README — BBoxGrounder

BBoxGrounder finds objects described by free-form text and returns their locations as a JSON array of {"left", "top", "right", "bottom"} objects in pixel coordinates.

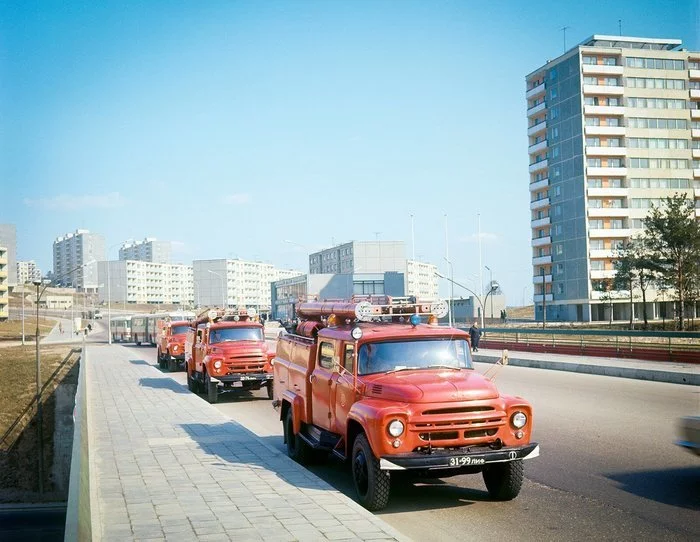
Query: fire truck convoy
[
  {"left": 272, "top": 298, "right": 540, "bottom": 510},
  {"left": 185, "top": 308, "right": 275, "bottom": 403}
]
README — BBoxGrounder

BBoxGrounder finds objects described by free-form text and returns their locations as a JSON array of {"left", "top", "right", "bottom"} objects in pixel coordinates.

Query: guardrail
[{"left": 475, "top": 327, "right": 700, "bottom": 363}]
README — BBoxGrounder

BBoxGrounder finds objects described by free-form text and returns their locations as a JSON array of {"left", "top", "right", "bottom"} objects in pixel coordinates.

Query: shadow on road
[
  {"left": 138, "top": 377, "right": 189, "bottom": 394},
  {"left": 606, "top": 466, "right": 700, "bottom": 510},
  {"left": 128, "top": 359, "right": 149, "bottom": 366}
]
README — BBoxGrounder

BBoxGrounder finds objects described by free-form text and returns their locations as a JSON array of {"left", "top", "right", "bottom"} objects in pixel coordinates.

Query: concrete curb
[{"left": 472, "top": 352, "right": 698, "bottom": 386}]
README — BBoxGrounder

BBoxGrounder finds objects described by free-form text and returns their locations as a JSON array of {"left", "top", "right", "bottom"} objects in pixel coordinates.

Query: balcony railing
[
  {"left": 584, "top": 105, "right": 625, "bottom": 116},
  {"left": 587, "top": 187, "right": 629, "bottom": 197},
  {"left": 587, "top": 166, "right": 627, "bottom": 176},
  {"left": 581, "top": 64, "right": 624, "bottom": 76},
  {"left": 529, "top": 178, "right": 549, "bottom": 192},
  {"left": 530, "top": 197, "right": 550, "bottom": 211},
  {"left": 533, "top": 274, "right": 553, "bottom": 284},
  {"left": 531, "top": 216, "right": 551, "bottom": 228},
  {"left": 526, "top": 82, "right": 546, "bottom": 100},
  {"left": 527, "top": 120, "right": 547, "bottom": 136},
  {"left": 587, "top": 207, "right": 629, "bottom": 218},
  {"left": 527, "top": 102, "right": 546, "bottom": 116},
  {"left": 531, "top": 236, "right": 552, "bottom": 247},
  {"left": 532, "top": 255, "right": 552, "bottom": 266},
  {"left": 529, "top": 159, "right": 548, "bottom": 173},
  {"left": 582, "top": 84, "right": 624, "bottom": 96},
  {"left": 528, "top": 140, "right": 548, "bottom": 154},
  {"left": 584, "top": 125, "right": 626, "bottom": 136},
  {"left": 533, "top": 294, "right": 553, "bottom": 302}
]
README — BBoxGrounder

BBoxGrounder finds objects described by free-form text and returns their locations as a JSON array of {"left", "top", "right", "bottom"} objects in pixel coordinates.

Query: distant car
[
  {"left": 94, "top": 310, "right": 103, "bottom": 320},
  {"left": 676, "top": 416, "right": 700, "bottom": 456}
]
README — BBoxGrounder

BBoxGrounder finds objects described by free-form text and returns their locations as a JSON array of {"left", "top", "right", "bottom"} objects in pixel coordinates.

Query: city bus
[{"left": 109, "top": 316, "right": 132, "bottom": 343}]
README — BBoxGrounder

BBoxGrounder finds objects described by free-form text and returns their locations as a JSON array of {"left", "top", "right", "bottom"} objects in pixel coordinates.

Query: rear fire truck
[
  {"left": 156, "top": 318, "right": 193, "bottom": 372},
  {"left": 272, "top": 298, "right": 539, "bottom": 510},
  {"left": 185, "top": 308, "right": 274, "bottom": 403}
]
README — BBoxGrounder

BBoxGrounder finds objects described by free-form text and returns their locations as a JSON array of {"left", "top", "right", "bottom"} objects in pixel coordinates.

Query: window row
[
  {"left": 630, "top": 198, "right": 665, "bottom": 209},
  {"left": 590, "top": 239, "right": 624, "bottom": 250},
  {"left": 628, "top": 158, "right": 689, "bottom": 169},
  {"left": 587, "top": 178, "right": 624, "bottom": 188},
  {"left": 584, "top": 96, "right": 620, "bottom": 106},
  {"left": 582, "top": 55, "right": 618, "bottom": 66},
  {"left": 625, "top": 57, "right": 685, "bottom": 70},
  {"left": 629, "top": 178, "right": 693, "bottom": 189},
  {"left": 626, "top": 97, "right": 686, "bottom": 109},
  {"left": 626, "top": 77, "right": 685, "bottom": 90},
  {"left": 585, "top": 137, "right": 622, "bottom": 147},
  {"left": 627, "top": 117, "right": 688, "bottom": 129},
  {"left": 585, "top": 117, "right": 621, "bottom": 126},
  {"left": 584, "top": 76, "right": 620, "bottom": 86},
  {"left": 587, "top": 158, "right": 624, "bottom": 167},
  {"left": 588, "top": 198, "right": 624, "bottom": 208},
  {"left": 627, "top": 138, "right": 689, "bottom": 149},
  {"left": 590, "top": 220, "right": 625, "bottom": 229}
]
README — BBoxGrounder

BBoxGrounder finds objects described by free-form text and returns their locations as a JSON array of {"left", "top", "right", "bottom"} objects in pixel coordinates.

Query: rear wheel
[
  {"left": 186, "top": 368, "right": 196, "bottom": 392},
  {"left": 285, "top": 409, "right": 310, "bottom": 464},
  {"left": 205, "top": 371, "right": 218, "bottom": 403},
  {"left": 483, "top": 460, "right": 524, "bottom": 501},
  {"left": 267, "top": 380, "right": 274, "bottom": 400},
  {"left": 351, "top": 434, "right": 390, "bottom": 511}
]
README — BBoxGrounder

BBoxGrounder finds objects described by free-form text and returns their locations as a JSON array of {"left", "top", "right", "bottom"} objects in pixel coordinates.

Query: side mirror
[{"left": 501, "top": 349, "right": 509, "bottom": 365}]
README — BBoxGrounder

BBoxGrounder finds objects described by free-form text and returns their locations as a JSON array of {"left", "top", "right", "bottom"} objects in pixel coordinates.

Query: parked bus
[
  {"left": 146, "top": 312, "right": 195, "bottom": 346},
  {"left": 110, "top": 316, "right": 132, "bottom": 343}
]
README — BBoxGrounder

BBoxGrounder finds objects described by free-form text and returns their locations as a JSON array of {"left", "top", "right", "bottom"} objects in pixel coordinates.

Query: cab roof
[{"left": 317, "top": 322, "right": 468, "bottom": 342}]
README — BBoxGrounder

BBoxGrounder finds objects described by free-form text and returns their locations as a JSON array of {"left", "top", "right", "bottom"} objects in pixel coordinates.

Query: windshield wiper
[
  {"left": 424, "top": 364, "right": 461, "bottom": 371},
  {"left": 384, "top": 366, "right": 420, "bottom": 374}
]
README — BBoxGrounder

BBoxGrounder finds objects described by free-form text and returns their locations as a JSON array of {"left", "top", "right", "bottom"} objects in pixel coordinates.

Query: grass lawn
[{"left": 0, "top": 317, "right": 56, "bottom": 341}]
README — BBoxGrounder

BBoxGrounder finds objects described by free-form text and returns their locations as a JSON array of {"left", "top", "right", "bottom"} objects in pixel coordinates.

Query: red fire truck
[
  {"left": 185, "top": 308, "right": 275, "bottom": 403},
  {"left": 272, "top": 298, "right": 539, "bottom": 510}
]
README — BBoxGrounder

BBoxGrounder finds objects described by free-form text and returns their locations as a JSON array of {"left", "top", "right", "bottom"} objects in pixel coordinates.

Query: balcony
[
  {"left": 584, "top": 105, "right": 625, "bottom": 116},
  {"left": 693, "top": 149, "right": 700, "bottom": 159},
  {"left": 589, "top": 228, "right": 632, "bottom": 238},
  {"left": 528, "top": 120, "right": 547, "bottom": 136},
  {"left": 0, "top": 269, "right": 7, "bottom": 279},
  {"left": 582, "top": 84, "right": 624, "bottom": 96},
  {"left": 531, "top": 216, "right": 551, "bottom": 228},
  {"left": 584, "top": 125, "right": 626, "bottom": 136},
  {"left": 526, "top": 82, "right": 546, "bottom": 100},
  {"left": 587, "top": 187, "right": 629, "bottom": 197},
  {"left": 585, "top": 146, "right": 627, "bottom": 157},
  {"left": 587, "top": 166, "right": 627, "bottom": 176},
  {"left": 530, "top": 197, "right": 550, "bottom": 211},
  {"left": 692, "top": 110, "right": 700, "bottom": 120},
  {"left": 533, "top": 294, "right": 553, "bottom": 302},
  {"left": 588, "top": 207, "right": 629, "bottom": 218},
  {"left": 582, "top": 64, "right": 624, "bottom": 76},
  {"left": 533, "top": 255, "right": 552, "bottom": 266},
  {"left": 693, "top": 129, "right": 700, "bottom": 139},
  {"left": 529, "top": 159, "right": 548, "bottom": 173},
  {"left": 529, "top": 178, "right": 549, "bottom": 192},
  {"left": 531, "top": 236, "right": 552, "bottom": 247},
  {"left": 528, "top": 139, "right": 548, "bottom": 154},
  {"left": 690, "top": 69, "right": 700, "bottom": 79},
  {"left": 533, "top": 274, "right": 553, "bottom": 284},
  {"left": 591, "top": 269, "right": 617, "bottom": 280},
  {"left": 694, "top": 169, "right": 700, "bottom": 178},
  {"left": 527, "top": 102, "right": 546, "bottom": 117},
  {"left": 589, "top": 249, "right": 615, "bottom": 259},
  {"left": 691, "top": 89, "right": 700, "bottom": 100}
]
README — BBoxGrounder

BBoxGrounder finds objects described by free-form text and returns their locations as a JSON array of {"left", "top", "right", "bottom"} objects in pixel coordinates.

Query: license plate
[
  {"left": 232, "top": 382, "right": 243, "bottom": 388},
  {"left": 448, "top": 456, "right": 485, "bottom": 467}
]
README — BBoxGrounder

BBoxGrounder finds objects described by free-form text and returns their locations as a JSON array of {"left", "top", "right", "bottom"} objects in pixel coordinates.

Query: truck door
[
  {"left": 194, "top": 327, "right": 206, "bottom": 372},
  {"left": 333, "top": 342, "right": 356, "bottom": 435},
  {"left": 310, "top": 340, "right": 336, "bottom": 430}
]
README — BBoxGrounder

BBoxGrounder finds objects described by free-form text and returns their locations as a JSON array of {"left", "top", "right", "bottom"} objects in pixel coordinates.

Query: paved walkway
[
  {"left": 473, "top": 347, "right": 699, "bottom": 386},
  {"left": 87, "top": 344, "right": 407, "bottom": 542}
]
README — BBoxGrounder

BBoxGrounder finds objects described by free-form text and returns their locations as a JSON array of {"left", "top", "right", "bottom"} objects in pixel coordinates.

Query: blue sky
[{"left": 1, "top": 0, "right": 697, "bottom": 304}]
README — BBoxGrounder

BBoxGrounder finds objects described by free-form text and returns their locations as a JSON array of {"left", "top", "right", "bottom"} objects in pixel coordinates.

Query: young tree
[
  {"left": 613, "top": 238, "right": 660, "bottom": 329},
  {"left": 613, "top": 242, "right": 636, "bottom": 328},
  {"left": 643, "top": 194, "right": 700, "bottom": 331}
]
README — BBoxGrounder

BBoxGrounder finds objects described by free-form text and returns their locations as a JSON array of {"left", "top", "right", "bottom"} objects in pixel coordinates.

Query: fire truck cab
[
  {"left": 185, "top": 308, "right": 274, "bottom": 403},
  {"left": 272, "top": 298, "right": 539, "bottom": 510},
  {"left": 157, "top": 319, "right": 193, "bottom": 372}
]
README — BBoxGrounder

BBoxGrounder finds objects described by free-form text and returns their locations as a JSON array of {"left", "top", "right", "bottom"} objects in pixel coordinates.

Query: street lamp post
[
  {"left": 21, "top": 285, "right": 25, "bottom": 345},
  {"left": 436, "top": 272, "right": 497, "bottom": 329},
  {"left": 32, "top": 280, "right": 44, "bottom": 495},
  {"left": 444, "top": 258, "right": 454, "bottom": 328},
  {"left": 485, "top": 265, "right": 494, "bottom": 319},
  {"left": 208, "top": 270, "right": 226, "bottom": 308}
]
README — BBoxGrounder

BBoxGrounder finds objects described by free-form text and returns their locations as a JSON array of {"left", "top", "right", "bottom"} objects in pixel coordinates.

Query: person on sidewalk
[{"left": 469, "top": 321, "right": 482, "bottom": 352}]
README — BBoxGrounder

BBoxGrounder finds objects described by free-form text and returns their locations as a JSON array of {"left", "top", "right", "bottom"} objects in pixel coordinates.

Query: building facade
[
  {"left": 17, "top": 260, "right": 41, "bottom": 284},
  {"left": 0, "top": 246, "right": 8, "bottom": 320},
  {"left": 97, "top": 260, "right": 194, "bottom": 306},
  {"left": 309, "top": 241, "right": 406, "bottom": 275},
  {"left": 526, "top": 35, "right": 700, "bottom": 322},
  {"left": 119, "top": 238, "right": 172, "bottom": 264},
  {"left": 0, "top": 224, "right": 17, "bottom": 289},
  {"left": 193, "top": 259, "right": 303, "bottom": 313},
  {"left": 405, "top": 259, "right": 439, "bottom": 301},
  {"left": 53, "top": 230, "right": 105, "bottom": 293}
]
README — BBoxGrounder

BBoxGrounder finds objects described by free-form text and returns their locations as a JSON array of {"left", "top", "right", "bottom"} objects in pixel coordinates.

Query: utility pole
[
  {"left": 561, "top": 25, "right": 570, "bottom": 52},
  {"left": 478, "top": 213, "right": 484, "bottom": 329}
]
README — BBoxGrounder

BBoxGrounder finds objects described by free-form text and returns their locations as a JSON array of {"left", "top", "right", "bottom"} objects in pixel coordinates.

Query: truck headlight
[
  {"left": 213, "top": 360, "right": 222, "bottom": 370},
  {"left": 173, "top": 345, "right": 179, "bottom": 352},
  {"left": 511, "top": 411, "right": 527, "bottom": 429},
  {"left": 388, "top": 420, "right": 405, "bottom": 437}
]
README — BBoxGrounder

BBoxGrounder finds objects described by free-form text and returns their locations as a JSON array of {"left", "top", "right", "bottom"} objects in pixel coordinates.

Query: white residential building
[
  {"left": 405, "top": 260, "right": 439, "bottom": 301},
  {"left": 193, "top": 259, "right": 303, "bottom": 312},
  {"left": 17, "top": 260, "right": 41, "bottom": 284},
  {"left": 0, "top": 246, "right": 8, "bottom": 320},
  {"left": 97, "top": 260, "right": 194, "bottom": 306},
  {"left": 119, "top": 238, "right": 172, "bottom": 264},
  {"left": 53, "top": 229, "right": 105, "bottom": 292}
]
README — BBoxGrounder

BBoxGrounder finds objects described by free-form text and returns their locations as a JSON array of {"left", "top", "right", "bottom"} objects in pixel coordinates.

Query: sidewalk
[
  {"left": 87, "top": 344, "right": 407, "bottom": 541},
  {"left": 473, "top": 348, "right": 699, "bottom": 386}
]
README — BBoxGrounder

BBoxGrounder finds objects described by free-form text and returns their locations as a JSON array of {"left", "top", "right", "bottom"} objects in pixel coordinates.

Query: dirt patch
[{"left": 0, "top": 344, "right": 79, "bottom": 502}]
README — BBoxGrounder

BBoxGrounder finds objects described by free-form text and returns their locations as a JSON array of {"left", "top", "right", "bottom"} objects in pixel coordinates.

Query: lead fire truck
[
  {"left": 185, "top": 308, "right": 274, "bottom": 403},
  {"left": 272, "top": 298, "right": 539, "bottom": 510}
]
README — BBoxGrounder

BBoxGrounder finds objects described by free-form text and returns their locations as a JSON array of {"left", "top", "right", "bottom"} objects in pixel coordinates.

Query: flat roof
[{"left": 578, "top": 35, "right": 682, "bottom": 51}]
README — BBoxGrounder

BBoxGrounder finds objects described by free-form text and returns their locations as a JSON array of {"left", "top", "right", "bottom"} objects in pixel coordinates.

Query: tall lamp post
[
  {"left": 208, "top": 270, "right": 226, "bottom": 308},
  {"left": 436, "top": 272, "right": 497, "bottom": 329},
  {"left": 485, "top": 265, "right": 494, "bottom": 319},
  {"left": 444, "top": 258, "right": 454, "bottom": 327}
]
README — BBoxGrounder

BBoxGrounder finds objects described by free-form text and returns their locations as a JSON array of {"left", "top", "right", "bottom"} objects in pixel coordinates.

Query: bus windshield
[
  {"left": 209, "top": 327, "right": 263, "bottom": 343},
  {"left": 358, "top": 338, "right": 473, "bottom": 375}
]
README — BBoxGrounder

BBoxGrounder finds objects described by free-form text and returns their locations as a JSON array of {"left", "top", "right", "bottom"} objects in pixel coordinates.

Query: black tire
[
  {"left": 187, "top": 369, "right": 196, "bottom": 392},
  {"left": 167, "top": 355, "right": 178, "bottom": 372},
  {"left": 351, "top": 434, "right": 390, "bottom": 511},
  {"left": 205, "top": 372, "right": 218, "bottom": 403},
  {"left": 267, "top": 380, "right": 274, "bottom": 400},
  {"left": 285, "top": 409, "right": 309, "bottom": 464},
  {"left": 157, "top": 349, "right": 163, "bottom": 369},
  {"left": 483, "top": 460, "right": 524, "bottom": 501}
]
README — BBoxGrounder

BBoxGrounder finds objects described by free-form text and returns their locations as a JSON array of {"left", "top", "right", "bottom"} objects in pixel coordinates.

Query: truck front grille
[{"left": 225, "top": 354, "right": 266, "bottom": 373}]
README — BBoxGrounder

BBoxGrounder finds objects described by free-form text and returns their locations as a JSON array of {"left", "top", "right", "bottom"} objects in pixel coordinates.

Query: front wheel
[
  {"left": 167, "top": 354, "right": 178, "bottom": 372},
  {"left": 351, "top": 434, "right": 390, "bottom": 511},
  {"left": 267, "top": 380, "right": 274, "bottom": 400},
  {"left": 483, "top": 460, "right": 524, "bottom": 501},
  {"left": 285, "top": 409, "right": 309, "bottom": 464},
  {"left": 205, "top": 372, "right": 218, "bottom": 403},
  {"left": 186, "top": 369, "right": 196, "bottom": 392}
]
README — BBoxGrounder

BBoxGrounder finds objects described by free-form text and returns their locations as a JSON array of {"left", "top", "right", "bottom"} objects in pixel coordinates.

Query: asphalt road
[{"left": 119, "top": 342, "right": 699, "bottom": 541}]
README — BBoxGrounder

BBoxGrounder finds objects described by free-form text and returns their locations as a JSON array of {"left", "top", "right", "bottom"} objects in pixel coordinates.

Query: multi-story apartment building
[
  {"left": 119, "top": 238, "right": 171, "bottom": 264},
  {"left": 0, "top": 224, "right": 17, "bottom": 289},
  {"left": 17, "top": 260, "right": 41, "bottom": 284},
  {"left": 0, "top": 246, "right": 8, "bottom": 320},
  {"left": 97, "top": 261, "right": 194, "bottom": 306},
  {"left": 309, "top": 241, "right": 406, "bottom": 275},
  {"left": 526, "top": 35, "right": 700, "bottom": 322},
  {"left": 53, "top": 230, "right": 105, "bottom": 293},
  {"left": 193, "top": 259, "right": 302, "bottom": 312},
  {"left": 405, "top": 259, "right": 439, "bottom": 301}
]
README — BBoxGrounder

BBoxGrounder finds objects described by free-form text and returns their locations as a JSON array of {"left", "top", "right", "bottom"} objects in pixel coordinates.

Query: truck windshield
[
  {"left": 210, "top": 327, "right": 263, "bottom": 343},
  {"left": 358, "top": 339, "right": 473, "bottom": 375},
  {"left": 171, "top": 325, "right": 189, "bottom": 335}
]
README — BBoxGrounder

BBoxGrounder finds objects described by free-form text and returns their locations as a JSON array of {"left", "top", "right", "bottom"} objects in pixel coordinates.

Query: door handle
[{"left": 309, "top": 374, "right": 316, "bottom": 384}]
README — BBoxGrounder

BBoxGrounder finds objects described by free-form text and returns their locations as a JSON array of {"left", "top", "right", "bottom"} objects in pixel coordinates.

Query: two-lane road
[{"left": 118, "top": 343, "right": 699, "bottom": 541}]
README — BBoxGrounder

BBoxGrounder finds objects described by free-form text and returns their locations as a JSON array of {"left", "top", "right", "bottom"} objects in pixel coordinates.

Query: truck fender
[
  {"left": 346, "top": 407, "right": 381, "bottom": 458},
  {"left": 281, "top": 390, "right": 305, "bottom": 433}
]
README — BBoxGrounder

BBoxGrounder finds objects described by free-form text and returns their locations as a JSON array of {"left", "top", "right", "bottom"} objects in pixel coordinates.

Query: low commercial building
[
  {"left": 39, "top": 295, "right": 73, "bottom": 310},
  {"left": 98, "top": 260, "right": 194, "bottom": 306}
]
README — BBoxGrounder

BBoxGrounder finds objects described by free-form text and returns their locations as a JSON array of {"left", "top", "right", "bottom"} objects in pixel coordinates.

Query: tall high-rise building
[
  {"left": 309, "top": 241, "right": 406, "bottom": 275},
  {"left": 53, "top": 230, "right": 106, "bottom": 292},
  {"left": 526, "top": 35, "right": 700, "bottom": 322},
  {"left": 0, "top": 224, "right": 17, "bottom": 289},
  {"left": 17, "top": 260, "right": 41, "bottom": 284},
  {"left": 119, "top": 238, "right": 171, "bottom": 264}
]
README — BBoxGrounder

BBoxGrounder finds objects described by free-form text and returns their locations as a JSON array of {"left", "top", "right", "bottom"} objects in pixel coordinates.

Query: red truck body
[
  {"left": 272, "top": 299, "right": 539, "bottom": 510},
  {"left": 156, "top": 320, "right": 191, "bottom": 372}
]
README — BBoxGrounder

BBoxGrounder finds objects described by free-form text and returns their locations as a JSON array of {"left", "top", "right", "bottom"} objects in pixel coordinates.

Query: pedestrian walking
[
  {"left": 58, "top": 322, "right": 63, "bottom": 335},
  {"left": 469, "top": 321, "right": 482, "bottom": 352}
]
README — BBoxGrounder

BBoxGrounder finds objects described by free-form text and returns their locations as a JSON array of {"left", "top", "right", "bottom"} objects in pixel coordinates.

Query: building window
[
  {"left": 555, "top": 283, "right": 564, "bottom": 294},
  {"left": 555, "top": 244, "right": 563, "bottom": 255}
]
